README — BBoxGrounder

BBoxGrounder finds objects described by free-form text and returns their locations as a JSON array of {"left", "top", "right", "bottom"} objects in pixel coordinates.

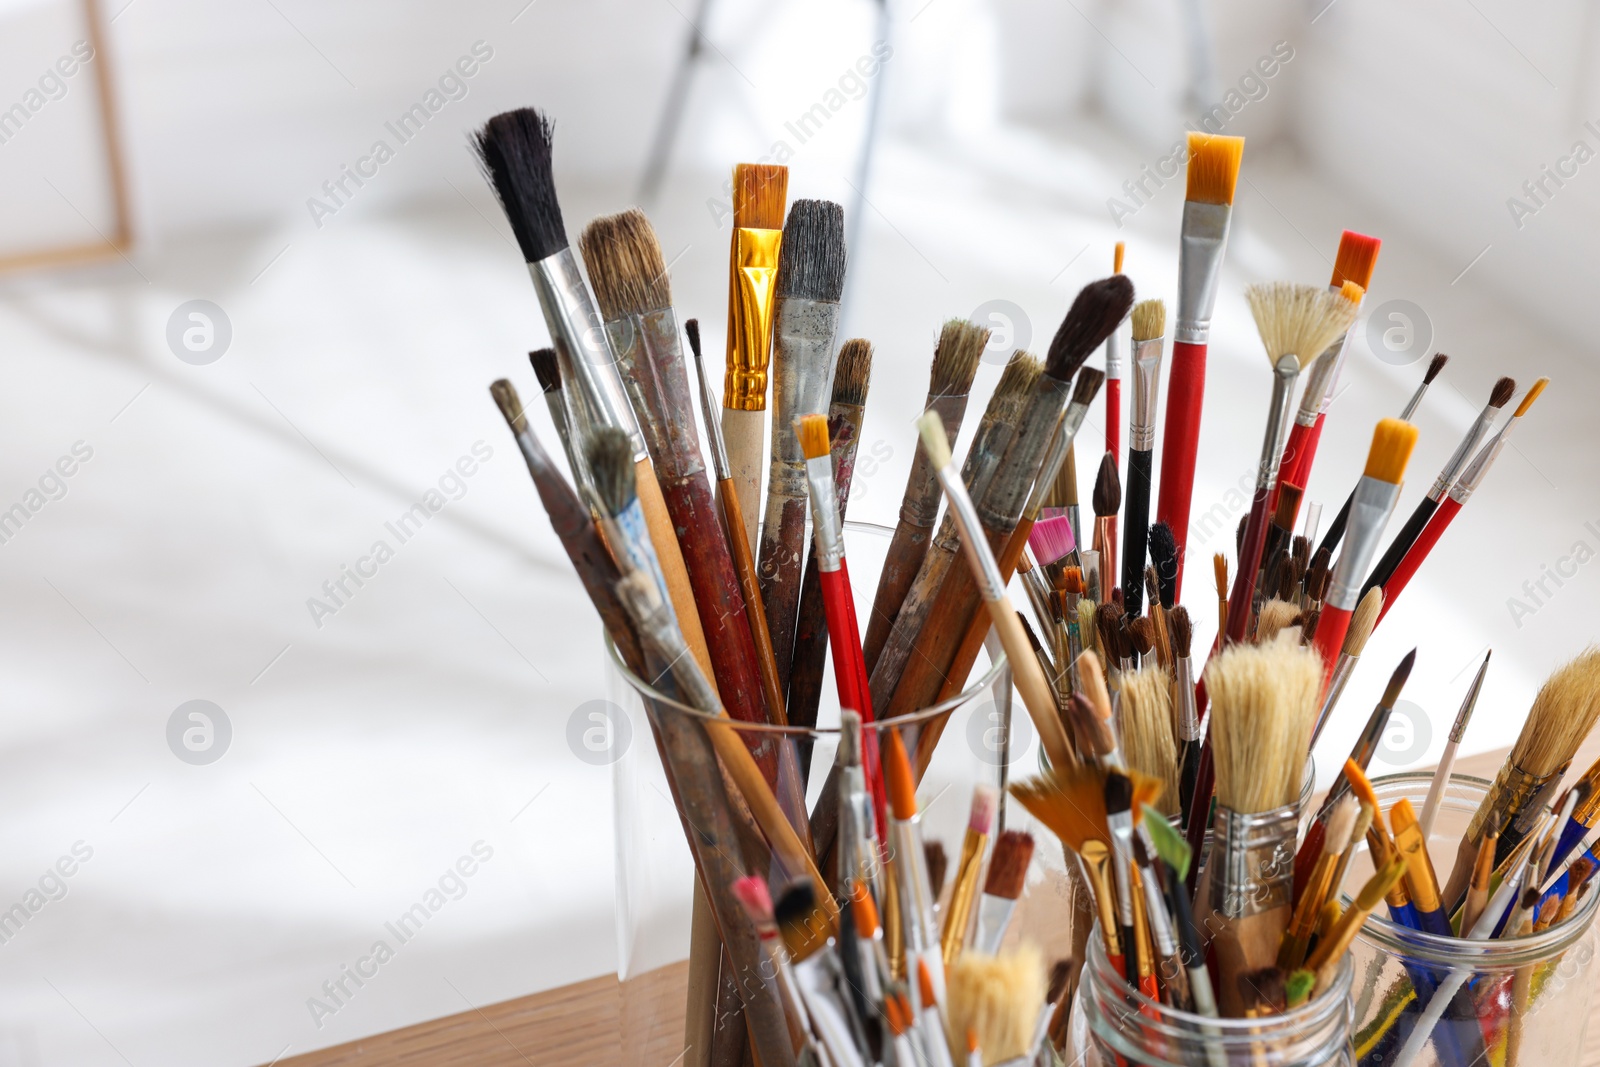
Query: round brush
[{"left": 1120, "top": 299, "right": 1165, "bottom": 616}]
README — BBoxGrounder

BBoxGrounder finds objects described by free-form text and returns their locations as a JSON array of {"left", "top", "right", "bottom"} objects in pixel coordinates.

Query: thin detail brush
[
  {"left": 1419, "top": 651, "right": 1490, "bottom": 838},
  {"left": 1121, "top": 300, "right": 1166, "bottom": 619}
]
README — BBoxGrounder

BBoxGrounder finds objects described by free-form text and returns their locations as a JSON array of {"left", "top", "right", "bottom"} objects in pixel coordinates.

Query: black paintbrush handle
[
  {"left": 1317, "top": 490, "right": 1354, "bottom": 559},
  {"left": 1121, "top": 447, "right": 1154, "bottom": 616},
  {"left": 1178, "top": 738, "right": 1200, "bottom": 829},
  {"left": 1362, "top": 495, "right": 1439, "bottom": 598}
]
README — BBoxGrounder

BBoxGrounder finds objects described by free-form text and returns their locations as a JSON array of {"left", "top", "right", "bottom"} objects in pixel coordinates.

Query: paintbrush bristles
[
  {"left": 1130, "top": 298, "right": 1166, "bottom": 342},
  {"left": 1324, "top": 795, "right": 1359, "bottom": 855},
  {"left": 1046, "top": 276, "right": 1136, "bottom": 381},
  {"left": 1515, "top": 377, "right": 1550, "bottom": 417},
  {"left": 474, "top": 109, "right": 565, "bottom": 263},
  {"left": 1332, "top": 231, "right": 1381, "bottom": 290},
  {"left": 1185, "top": 133, "right": 1245, "bottom": 205},
  {"left": 1120, "top": 666, "right": 1180, "bottom": 815},
  {"left": 529, "top": 349, "right": 561, "bottom": 394},
  {"left": 1256, "top": 599, "right": 1301, "bottom": 644},
  {"left": 1073, "top": 367, "right": 1106, "bottom": 408},
  {"left": 932, "top": 320, "right": 991, "bottom": 396},
  {"left": 833, "top": 339, "right": 874, "bottom": 406},
  {"left": 775, "top": 199, "right": 846, "bottom": 301},
  {"left": 917, "top": 410, "right": 953, "bottom": 470},
  {"left": 579, "top": 208, "right": 671, "bottom": 321},
  {"left": 997, "top": 350, "right": 1044, "bottom": 403},
  {"left": 1245, "top": 282, "right": 1363, "bottom": 370},
  {"left": 1204, "top": 634, "right": 1322, "bottom": 813},
  {"left": 1511, "top": 648, "right": 1600, "bottom": 777},
  {"left": 1273, "top": 484, "right": 1303, "bottom": 530},
  {"left": 490, "top": 379, "right": 530, "bottom": 434},
  {"left": 1425, "top": 352, "right": 1449, "bottom": 384},
  {"left": 586, "top": 427, "right": 638, "bottom": 518},
  {"left": 946, "top": 945, "right": 1046, "bottom": 1064},
  {"left": 796, "top": 413, "right": 831, "bottom": 461},
  {"left": 733, "top": 163, "right": 788, "bottom": 230},
  {"left": 1170, "top": 605, "right": 1193, "bottom": 658},
  {"left": 1363, "top": 418, "right": 1419, "bottom": 484},
  {"left": 1343, "top": 588, "right": 1383, "bottom": 656},
  {"left": 1489, "top": 375, "right": 1516, "bottom": 409},
  {"left": 1092, "top": 453, "right": 1121, "bottom": 517}
]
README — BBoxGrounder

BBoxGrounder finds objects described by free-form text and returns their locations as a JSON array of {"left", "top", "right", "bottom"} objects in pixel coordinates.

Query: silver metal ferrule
[
  {"left": 804, "top": 454, "right": 843, "bottom": 571},
  {"left": 1174, "top": 654, "right": 1200, "bottom": 742},
  {"left": 1293, "top": 345, "right": 1340, "bottom": 428},
  {"left": 1450, "top": 656, "right": 1490, "bottom": 745},
  {"left": 1107, "top": 812, "right": 1137, "bottom": 926},
  {"left": 1104, "top": 325, "right": 1125, "bottom": 380},
  {"left": 1325, "top": 477, "right": 1401, "bottom": 609},
  {"left": 529, "top": 251, "right": 645, "bottom": 460},
  {"left": 1449, "top": 414, "right": 1517, "bottom": 504},
  {"left": 1429, "top": 403, "right": 1499, "bottom": 501},
  {"left": 1023, "top": 398, "right": 1092, "bottom": 520},
  {"left": 1255, "top": 355, "right": 1302, "bottom": 493},
  {"left": 1398, "top": 379, "right": 1430, "bottom": 422},
  {"left": 1129, "top": 337, "right": 1164, "bottom": 449},
  {"left": 770, "top": 297, "right": 842, "bottom": 467},
  {"left": 605, "top": 308, "right": 706, "bottom": 483},
  {"left": 939, "top": 468, "right": 1007, "bottom": 602},
  {"left": 1174, "top": 200, "right": 1233, "bottom": 345},
  {"left": 1210, "top": 804, "right": 1298, "bottom": 919}
]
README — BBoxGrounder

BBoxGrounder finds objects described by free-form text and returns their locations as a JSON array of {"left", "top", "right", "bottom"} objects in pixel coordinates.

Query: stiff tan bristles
[
  {"left": 1245, "top": 282, "right": 1363, "bottom": 370},
  {"left": 529, "top": 348, "right": 561, "bottom": 395},
  {"left": 1130, "top": 298, "right": 1166, "bottom": 342},
  {"left": 1489, "top": 375, "right": 1516, "bottom": 410},
  {"left": 1113, "top": 241, "right": 1125, "bottom": 275},
  {"left": 1076, "top": 599, "right": 1098, "bottom": 655},
  {"left": 833, "top": 339, "right": 874, "bottom": 407},
  {"left": 1073, "top": 367, "right": 1106, "bottom": 408},
  {"left": 885, "top": 727, "right": 920, "bottom": 820},
  {"left": 796, "top": 412, "right": 831, "bottom": 462},
  {"left": 1256, "top": 599, "right": 1302, "bottom": 644},
  {"left": 917, "top": 410, "right": 954, "bottom": 470},
  {"left": 1272, "top": 483, "right": 1303, "bottom": 532},
  {"left": 1343, "top": 588, "right": 1383, "bottom": 656},
  {"left": 1170, "top": 605, "right": 1193, "bottom": 659},
  {"left": 1048, "top": 445, "right": 1077, "bottom": 509},
  {"left": 1331, "top": 231, "right": 1381, "bottom": 291},
  {"left": 1362, "top": 417, "right": 1419, "bottom": 484},
  {"left": 1185, "top": 133, "right": 1245, "bottom": 205},
  {"left": 579, "top": 208, "right": 671, "bottom": 321},
  {"left": 1425, "top": 352, "right": 1449, "bottom": 384},
  {"left": 996, "top": 350, "right": 1044, "bottom": 406},
  {"left": 1092, "top": 452, "right": 1121, "bottom": 517},
  {"left": 1120, "top": 666, "right": 1179, "bottom": 815},
  {"left": 1127, "top": 617, "right": 1156, "bottom": 659},
  {"left": 1509, "top": 648, "right": 1600, "bottom": 777},
  {"left": 1204, "top": 634, "right": 1322, "bottom": 814},
  {"left": 776, "top": 199, "right": 846, "bottom": 302},
  {"left": 489, "top": 379, "right": 529, "bottom": 435},
  {"left": 1515, "top": 377, "right": 1550, "bottom": 418},
  {"left": 586, "top": 427, "right": 638, "bottom": 519},
  {"left": 733, "top": 163, "right": 788, "bottom": 230},
  {"left": 1323, "top": 795, "right": 1360, "bottom": 857},
  {"left": 983, "top": 830, "right": 1035, "bottom": 900},
  {"left": 945, "top": 945, "right": 1046, "bottom": 1064},
  {"left": 1045, "top": 276, "right": 1136, "bottom": 381},
  {"left": 932, "top": 320, "right": 990, "bottom": 397}
]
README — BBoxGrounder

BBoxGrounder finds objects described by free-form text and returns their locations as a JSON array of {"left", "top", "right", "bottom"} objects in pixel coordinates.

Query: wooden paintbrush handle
[
  {"left": 757, "top": 489, "right": 810, "bottom": 697},
  {"left": 721, "top": 408, "right": 765, "bottom": 556},
  {"left": 636, "top": 459, "right": 717, "bottom": 686},
  {"left": 861, "top": 520, "right": 934, "bottom": 673},
  {"left": 714, "top": 477, "right": 788, "bottom": 728},
  {"left": 1224, "top": 486, "right": 1272, "bottom": 644},
  {"left": 986, "top": 598, "right": 1075, "bottom": 772}
]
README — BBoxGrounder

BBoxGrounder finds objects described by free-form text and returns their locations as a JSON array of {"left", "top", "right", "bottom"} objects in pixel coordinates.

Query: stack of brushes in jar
[{"left": 470, "top": 104, "right": 1579, "bottom": 1067}]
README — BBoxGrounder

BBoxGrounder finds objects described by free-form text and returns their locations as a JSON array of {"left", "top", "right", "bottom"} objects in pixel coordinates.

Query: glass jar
[
  {"left": 1342, "top": 773, "right": 1600, "bottom": 1067},
  {"left": 1068, "top": 919, "right": 1355, "bottom": 1067}
]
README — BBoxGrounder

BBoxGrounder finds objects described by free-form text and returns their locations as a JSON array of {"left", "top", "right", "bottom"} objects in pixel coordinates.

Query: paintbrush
[
  {"left": 1103, "top": 771, "right": 1144, "bottom": 992},
  {"left": 972, "top": 830, "right": 1034, "bottom": 955},
  {"left": 1121, "top": 299, "right": 1164, "bottom": 617},
  {"left": 527, "top": 348, "right": 590, "bottom": 493},
  {"left": 1272, "top": 230, "right": 1381, "bottom": 511},
  {"left": 1391, "top": 797, "right": 1453, "bottom": 937},
  {"left": 862, "top": 320, "right": 988, "bottom": 669},
  {"left": 941, "top": 784, "right": 998, "bottom": 964},
  {"left": 1310, "top": 419, "right": 1417, "bottom": 679},
  {"left": 473, "top": 110, "right": 716, "bottom": 684},
  {"left": 775, "top": 883, "right": 868, "bottom": 1067},
  {"left": 1059, "top": 444, "right": 1082, "bottom": 550},
  {"left": 1156, "top": 132, "right": 1245, "bottom": 599},
  {"left": 884, "top": 727, "right": 946, "bottom": 1005},
  {"left": 1280, "top": 795, "right": 1357, "bottom": 969},
  {"left": 760, "top": 200, "right": 847, "bottom": 696},
  {"left": 722, "top": 162, "right": 788, "bottom": 554},
  {"left": 581, "top": 211, "right": 779, "bottom": 737},
  {"left": 1199, "top": 633, "right": 1322, "bottom": 1016},
  {"left": 1120, "top": 666, "right": 1179, "bottom": 818},
  {"left": 836, "top": 711, "right": 884, "bottom": 906},
  {"left": 1304, "top": 855, "right": 1408, "bottom": 995},
  {"left": 1310, "top": 586, "right": 1383, "bottom": 743},
  {"left": 1105, "top": 241, "right": 1127, "bottom": 466},
  {"left": 732, "top": 875, "right": 814, "bottom": 1051},
  {"left": 1460, "top": 831, "right": 1497, "bottom": 935},
  {"left": 1169, "top": 605, "right": 1203, "bottom": 828},
  {"left": 914, "top": 409, "right": 1076, "bottom": 773},
  {"left": 788, "top": 339, "right": 873, "bottom": 766},
  {"left": 1378, "top": 378, "right": 1549, "bottom": 621},
  {"left": 1092, "top": 452, "right": 1121, "bottom": 605},
  {"left": 944, "top": 945, "right": 1047, "bottom": 1065},
  {"left": 1317, "top": 352, "right": 1448, "bottom": 557},
  {"left": 1362, "top": 375, "right": 1516, "bottom": 597},
  {"left": 916, "top": 959, "right": 958, "bottom": 1067},
  {"left": 1442, "top": 648, "right": 1600, "bottom": 909},
  {"left": 1419, "top": 651, "right": 1490, "bottom": 838},
  {"left": 1544, "top": 758, "right": 1600, "bottom": 878}
]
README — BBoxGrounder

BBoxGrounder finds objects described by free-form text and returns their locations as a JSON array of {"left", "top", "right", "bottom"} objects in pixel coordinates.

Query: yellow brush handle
[
  {"left": 635, "top": 458, "right": 716, "bottom": 688},
  {"left": 985, "top": 596, "right": 1076, "bottom": 772}
]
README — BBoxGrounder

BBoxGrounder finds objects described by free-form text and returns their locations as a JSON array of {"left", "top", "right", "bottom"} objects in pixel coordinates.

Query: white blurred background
[{"left": 0, "top": 0, "right": 1595, "bottom": 1063}]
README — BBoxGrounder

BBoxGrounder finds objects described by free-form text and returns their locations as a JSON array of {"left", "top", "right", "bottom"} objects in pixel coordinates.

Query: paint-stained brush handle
[
  {"left": 714, "top": 475, "right": 788, "bottom": 727},
  {"left": 637, "top": 460, "right": 718, "bottom": 684}
]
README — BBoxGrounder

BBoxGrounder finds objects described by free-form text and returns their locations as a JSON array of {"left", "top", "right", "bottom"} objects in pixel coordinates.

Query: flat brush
[
  {"left": 474, "top": 109, "right": 716, "bottom": 684},
  {"left": 1157, "top": 132, "right": 1244, "bottom": 598},
  {"left": 861, "top": 320, "right": 988, "bottom": 670},
  {"left": 1362, "top": 375, "right": 1515, "bottom": 597},
  {"left": 972, "top": 830, "right": 1034, "bottom": 955},
  {"left": 760, "top": 200, "right": 847, "bottom": 697},
  {"left": 722, "top": 162, "right": 788, "bottom": 553},
  {"left": 528, "top": 348, "right": 588, "bottom": 493},
  {"left": 1093, "top": 452, "right": 1121, "bottom": 605},
  {"left": 1378, "top": 378, "right": 1549, "bottom": 622},
  {"left": 1105, "top": 241, "right": 1127, "bottom": 466},
  {"left": 788, "top": 339, "right": 873, "bottom": 768},
  {"left": 1419, "top": 650, "right": 1489, "bottom": 839}
]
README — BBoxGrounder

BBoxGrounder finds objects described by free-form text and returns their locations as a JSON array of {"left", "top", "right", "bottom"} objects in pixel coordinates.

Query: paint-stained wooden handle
[
  {"left": 720, "top": 408, "right": 765, "bottom": 556},
  {"left": 636, "top": 459, "right": 716, "bottom": 688}
]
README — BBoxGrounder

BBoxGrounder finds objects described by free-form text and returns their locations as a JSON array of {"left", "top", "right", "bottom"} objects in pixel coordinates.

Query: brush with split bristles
[
  {"left": 1198, "top": 634, "right": 1322, "bottom": 1015},
  {"left": 862, "top": 319, "right": 989, "bottom": 671},
  {"left": 1121, "top": 299, "right": 1165, "bottom": 618},
  {"left": 1311, "top": 418, "right": 1417, "bottom": 679},
  {"left": 1362, "top": 374, "right": 1515, "bottom": 599},
  {"left": 1157, "top": 132, "right": 1245, "bottom": 599},
  {"left": 1378, "top": 377, "right": 1550, "bottom": 623},
  {"left": 474, "top": 109, "right": 716, "bottom": 686},
  {"left": 722, "top": 162, "right": 788, "bottom": 554}
]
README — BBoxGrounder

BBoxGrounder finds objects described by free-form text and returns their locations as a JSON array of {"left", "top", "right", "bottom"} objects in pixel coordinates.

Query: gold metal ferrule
[{"left": 724, "top": 226, "right": 783, "bottom": 409}]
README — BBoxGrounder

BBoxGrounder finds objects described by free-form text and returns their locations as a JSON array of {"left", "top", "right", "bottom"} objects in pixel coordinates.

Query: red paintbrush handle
[
  {"left": 1313, "top": 604, "right": 1353, "bottom": 683},
  {"left": 1270, "top": 421, "right": 1315, "bottom": 514},
  {"left": 1377, "top": 497, "right": 1460, "bottom": 626},
  {"left": 1299, "top": 413, "right": 1329, "bottom": 495},
  {"left": 1106, "top": 377, "right": 1122, "bottom": 469},
  {"left": 1224, "top": 488, "right": 1271, "bottom": 644},
  {"left": 820, "top": 560, "right": 887, "bottom": 842},
  {"left": 1156, "top": 340, "right": 1208, "bottom": 601},
  {"left": 1293, "top": 820, "right": 1326, "bottom": 901}
]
